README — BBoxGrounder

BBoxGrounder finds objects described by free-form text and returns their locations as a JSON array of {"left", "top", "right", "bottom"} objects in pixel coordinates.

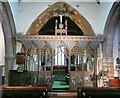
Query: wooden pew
[
  {"left": 77, "top": 86, "right": 120, "bottom": 98},
  {"left": 1, "top": 86, "right": 48, "bottom": 98}
]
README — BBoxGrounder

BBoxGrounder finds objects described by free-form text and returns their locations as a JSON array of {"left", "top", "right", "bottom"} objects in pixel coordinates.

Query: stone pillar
[
  {"left": 0, "top": 66, "right": 2, "bottom": 86},
  {"left": 4, "top": 55, "right": 15, "bottom": 85},
  {"left": 0, "top": 3, "right": 2, "bottom": 95}
]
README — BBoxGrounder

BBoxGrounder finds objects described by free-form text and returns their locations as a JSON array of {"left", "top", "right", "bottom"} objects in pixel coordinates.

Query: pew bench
[
  {"left": 1, "top": 86, "right": 48, "bottom": 98},
  {"left": 77, "top": 86, "right": 120, "bottom": 98}
]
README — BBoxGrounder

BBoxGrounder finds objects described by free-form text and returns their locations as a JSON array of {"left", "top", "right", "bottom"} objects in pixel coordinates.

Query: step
[
  {"left": 53, "top": 81, "right": 67, "bottom": 85},
  {"left": 48, "top": 91, "right": 77, "bottom": 97},
  {"left": 52, "top": 80, "right": 69, "bottom": 90},
  {"left": 52, "top": 85, "right": 69, "bottom": 90}
]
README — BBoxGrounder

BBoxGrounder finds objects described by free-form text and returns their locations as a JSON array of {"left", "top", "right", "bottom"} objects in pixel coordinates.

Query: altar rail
[{"left": 77, "top": 87, "right": 120, "bottom": 98}]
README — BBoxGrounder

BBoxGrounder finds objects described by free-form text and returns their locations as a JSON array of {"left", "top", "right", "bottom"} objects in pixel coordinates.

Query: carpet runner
[
  {"left": 52, "top": 69, "right": 69, "bottom": 91},
  {"left": 52, "top": 81, "right": 69, "bottom": 90}
]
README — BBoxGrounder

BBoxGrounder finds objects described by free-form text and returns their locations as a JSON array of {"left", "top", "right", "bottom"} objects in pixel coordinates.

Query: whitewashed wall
[
  {"left": 17, "top": 2, "right": 101, "bottom": 34},
  {"left": 8, "top": 1, "right": 114, "bottom": 35},
  {"left": 8, "top": 0, "right": 18, "bottom": 31},
  {"left": 17, "top": 2, "right": 52, "bottom": 34},
  {"left": 99, "top": 2, "right": 114, "bottom": 34}
]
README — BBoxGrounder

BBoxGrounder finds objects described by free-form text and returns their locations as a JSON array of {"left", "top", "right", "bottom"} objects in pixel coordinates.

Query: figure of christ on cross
[{"left": 58, "top": 14, "right": 64, "bottom": 24}]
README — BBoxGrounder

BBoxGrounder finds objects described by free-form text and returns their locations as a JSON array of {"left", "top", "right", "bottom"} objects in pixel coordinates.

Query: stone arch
[
  {"left": 1, "top": 2, "right": 16, "bottom": 84},
  {"left": 2, "top": 2, "right": 16, "bottom": 65},
  {"left": 26, "top": 2, "right": 94, "bottom": 36},
  {"left": 103, "top": 1, "right": 120, "bottom": 57}
]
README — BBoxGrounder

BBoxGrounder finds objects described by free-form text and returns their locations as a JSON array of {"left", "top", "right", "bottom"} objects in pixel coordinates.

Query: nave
[{"left": 0, "top": 1, "right": 120, "bottom": 98}]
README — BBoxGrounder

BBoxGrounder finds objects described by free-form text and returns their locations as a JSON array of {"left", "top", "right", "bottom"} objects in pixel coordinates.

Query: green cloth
[
  {"left": 52, "top": 69, "right": 69, "bottom": 90},
  {"left": 52, "top": 81, "right": 69, "bottom": 90},
  {"left": 53, "top": 69, "right": 66, "bottom": 81}
]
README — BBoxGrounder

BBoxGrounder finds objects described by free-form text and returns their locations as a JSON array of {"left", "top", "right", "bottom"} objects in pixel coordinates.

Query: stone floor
[{"left": 48, "top": 91, "right": 77, "bottom": 98}]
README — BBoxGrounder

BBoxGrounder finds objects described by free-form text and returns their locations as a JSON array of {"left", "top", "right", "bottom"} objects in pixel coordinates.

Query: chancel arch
[{"left": 26, "top": 2, "right": 94, "bottom": 36}]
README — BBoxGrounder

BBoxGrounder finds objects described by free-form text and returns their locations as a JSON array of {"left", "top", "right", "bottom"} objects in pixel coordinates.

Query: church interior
[{"left": 0, "top": 0, "right": 120, "bottom": 98}]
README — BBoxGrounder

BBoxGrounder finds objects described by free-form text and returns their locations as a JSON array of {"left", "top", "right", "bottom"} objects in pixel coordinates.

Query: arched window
[{"left": 55, "top": 46, "right": 64, "bottom": 65}]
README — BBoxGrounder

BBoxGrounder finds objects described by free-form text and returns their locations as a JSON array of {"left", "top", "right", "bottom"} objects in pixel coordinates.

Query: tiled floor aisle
[{"left": 48, "top": 91, "right": 77, "bottom": 98}]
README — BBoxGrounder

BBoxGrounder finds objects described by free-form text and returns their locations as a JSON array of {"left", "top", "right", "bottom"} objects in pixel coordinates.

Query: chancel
[{"left": 0, "top": 0, "right": 120, "bottom": 98}]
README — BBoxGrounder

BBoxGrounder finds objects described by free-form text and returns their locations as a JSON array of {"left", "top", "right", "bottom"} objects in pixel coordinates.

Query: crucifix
[{"left": 58, "top": 14, "right": 64, "bottom": 24}]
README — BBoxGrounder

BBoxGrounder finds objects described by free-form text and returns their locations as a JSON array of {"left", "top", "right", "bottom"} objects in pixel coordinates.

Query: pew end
[{"left": 77, "top": 87, "right": 120, "bottom": 98}]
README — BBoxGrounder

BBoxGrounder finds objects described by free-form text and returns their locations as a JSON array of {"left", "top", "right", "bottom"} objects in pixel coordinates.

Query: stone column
[
  {"left": 0, "top": 1, "right": 2, "bottom": 87},
  {"left": 0, "top": 66, "right": 2, "bottom": 86},
  {"left": 4, "top": 55, "right": 15, "bottom": 85}
]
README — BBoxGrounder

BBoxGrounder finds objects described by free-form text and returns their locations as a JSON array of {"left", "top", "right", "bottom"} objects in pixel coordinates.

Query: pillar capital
[{"left": 5, "top": 55, "right": 15, "bottom": 59}]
